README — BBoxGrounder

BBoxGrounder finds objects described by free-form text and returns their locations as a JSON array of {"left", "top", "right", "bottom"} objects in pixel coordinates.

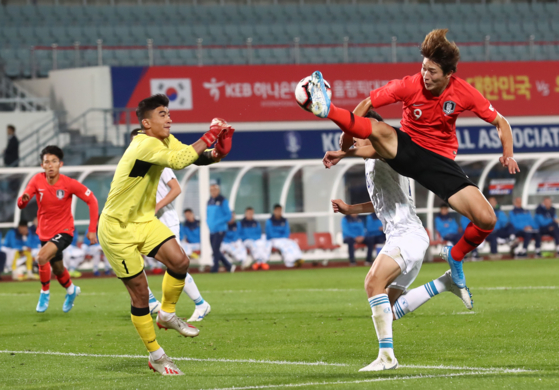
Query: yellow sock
[
  {"left": 131, "top": 313, "right": 160, "bottom": 352},
  {"left": 161, "top": 271, "right": 186, "bottom": 313},
  {"left": 25, "top": 251, "right": 33, "bottom": 271}
]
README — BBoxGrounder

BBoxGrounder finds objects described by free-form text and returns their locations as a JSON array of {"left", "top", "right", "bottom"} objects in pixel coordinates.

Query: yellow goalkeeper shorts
[{"left": 98, "top": 214, "right": 175, "bottom": 279}]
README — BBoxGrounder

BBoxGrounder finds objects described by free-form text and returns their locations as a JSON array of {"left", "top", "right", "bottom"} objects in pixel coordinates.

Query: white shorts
[{"left": 379, "top": 229, "right": 429, "bottom": 291}]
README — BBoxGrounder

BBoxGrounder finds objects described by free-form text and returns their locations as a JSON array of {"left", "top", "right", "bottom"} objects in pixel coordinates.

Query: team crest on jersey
[
  {"left": 56, "top": 189, "right": 65, "bottom": 199},
  {"left": 443, "top": 101, "right": 456, "bottom": 115}
]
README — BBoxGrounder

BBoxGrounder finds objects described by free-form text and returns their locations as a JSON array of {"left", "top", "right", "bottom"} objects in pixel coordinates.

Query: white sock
[
  {"left": 393, "top": 275, "right": 447, "bottom": 320},
  {"left": 369, "top": 294, "right": 395, "bottom": 360},
  {"left": 159, "top": 309, "right": 175, "bottom": 321},
  {"left": 149, "top": 347, "right": 165, "bottom": 361},
  {"left": 41, "top": 290, "right": 49, "bottom": 294},
  {"left": 183, "top": 273, "right": 205, "bottom": 306},
  {"left": 66, "top": 283, "right": 75, "bottom": 295},
  {"left": 148, "top": 287, "right": 157, "bottom": 302}
]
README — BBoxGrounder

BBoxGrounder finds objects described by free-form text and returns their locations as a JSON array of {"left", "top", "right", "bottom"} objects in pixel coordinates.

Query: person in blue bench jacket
[
  {"left": 510, "top": 197, "right": 541, "bottom": 257},
  {"left": 486, "top": 197, "right": 514, "bottom": 255},
  {"left": 364, "top": 213, "right": 385, "bottom": 264},
  {"left": 435, "top": 204, "right": 461, "bottom": 245},
  {"left": 207, "top": 183, "right": 233, "bottom": 273},
  {"left": 535, "top": 196, "right": 559, "bottom": 255}
]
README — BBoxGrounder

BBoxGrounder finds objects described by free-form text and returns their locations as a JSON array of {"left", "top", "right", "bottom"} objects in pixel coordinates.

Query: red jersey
[
  {"left": 370, "top": 73, "right": 498, "bottom": 160},
  {"left": 17, "top": 173, "right": 99, "bottom": 242}
]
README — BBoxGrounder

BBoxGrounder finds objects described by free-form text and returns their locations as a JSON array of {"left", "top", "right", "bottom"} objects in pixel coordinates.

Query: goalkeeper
[{"left": 98, "top": 94, "right": 234, "bottom": 376}]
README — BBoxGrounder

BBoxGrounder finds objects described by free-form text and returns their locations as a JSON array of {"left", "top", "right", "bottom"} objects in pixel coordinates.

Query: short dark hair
[
  {"left": 245, "top": 207, "right": 254, "bottom": 211},
  {"left": 420, "top": 29, "right": 460, "bottom": 75},
  {"left": 440, "top": 203, "right": 449, "bottom": 208},
  {"left": 273, "top": 204, "right": 282, "bottom": 210},
  {"left": 130, "top": 128, "right": 142, "bottom": 141},
  {"left": 7, "top": 124, "right": 15, "bottom": 132},
  {"left": 363, "top": 109, "right": 384, "bottom": 122},
  {"left": 184, "top": 208, "right": 193, "bottom": 213},
  {"left": 18, "top": 219, "right": 28, "bottom": 227},
  {"left": 40, "top": 145, "right": 64, "bottom": 162},
  {"left": 136, "top": 94, "right": 169, "bottom": 126}
]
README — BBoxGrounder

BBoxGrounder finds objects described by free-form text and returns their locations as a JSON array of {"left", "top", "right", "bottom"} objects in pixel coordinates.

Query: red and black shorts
[
  {"left": 40, "top": 233, "right": 73, "bottom": 264},
  {"left": 385, "top": 127, "right": 477, "bottom": 203}
]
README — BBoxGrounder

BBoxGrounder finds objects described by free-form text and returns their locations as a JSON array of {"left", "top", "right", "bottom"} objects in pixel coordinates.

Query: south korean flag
[{"left": 150, "top": 78, "right": 193, "bottom": 110}]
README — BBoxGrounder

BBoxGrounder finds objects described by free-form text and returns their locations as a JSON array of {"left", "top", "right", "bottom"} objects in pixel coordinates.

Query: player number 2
[{"left": 122, "top": 260, "right": 129, "bottom": 274}]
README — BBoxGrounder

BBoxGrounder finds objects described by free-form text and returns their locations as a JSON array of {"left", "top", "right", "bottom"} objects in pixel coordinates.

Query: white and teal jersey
[{"left": 364, "top": 158, "right": 424, "bottom": 237}]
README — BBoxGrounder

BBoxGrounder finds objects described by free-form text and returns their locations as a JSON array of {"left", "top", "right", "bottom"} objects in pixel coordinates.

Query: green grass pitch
[{"left": 2, "top": 259, "right": 559, "bottom": 389}]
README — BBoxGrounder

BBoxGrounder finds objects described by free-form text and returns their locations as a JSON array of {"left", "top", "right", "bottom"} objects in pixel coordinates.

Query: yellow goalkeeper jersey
[{"left": 103, "top": 133, "right": 199, "bottom": 224}]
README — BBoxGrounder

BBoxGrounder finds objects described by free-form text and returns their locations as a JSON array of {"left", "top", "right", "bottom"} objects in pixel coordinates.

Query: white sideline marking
[
  {"left": 2, "top": 285, "right": 557, "bottom": 297},
  {"left": 1, "top": 285, "right": 558, "bottom": 298},
  {"left": 454, "top": 311, "right": 476, "bottom": 315},
  {"left": 0, "top": 350, "right": 534, "bottom": 373},
  {"left": 199, "top": 370, "right": 533, "bottom": 390}
]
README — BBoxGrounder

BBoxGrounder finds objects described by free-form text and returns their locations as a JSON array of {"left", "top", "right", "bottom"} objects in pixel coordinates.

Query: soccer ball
[{"left": 294, "top": 75, "right": 332, "bottom": 112}]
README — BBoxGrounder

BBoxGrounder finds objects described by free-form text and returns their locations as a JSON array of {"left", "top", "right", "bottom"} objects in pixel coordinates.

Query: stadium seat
[
  {"left": 314, "top": 233, "right": 341, "bottom": 251},
  {"left": 289, "top": 233, "right": 317, "bottom": 252}
]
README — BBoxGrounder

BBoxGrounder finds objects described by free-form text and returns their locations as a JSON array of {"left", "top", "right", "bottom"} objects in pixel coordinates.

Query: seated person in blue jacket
[
  {"left": 365, "top": 212, "right": 386, "bottom": 263},
  {"left": 221, "top": 212, "right": 248, "bottom": 266},
  {"left": 342, "top": 214, "right": 374, "bottom": 265},
  {"left": 435, "top": 204, "right": 461, "bottom": 245},
  {"left": 0, "top": 231, "right": 5, "bottom": 278},
  {"left": 180, "top": 208, "right": 201, "bottom": 257},
  {"left": 82, "top": 219, "right": 112, "bottom": 276},
  {"left": 265, "top": 204, "right": 303, "bottom": 267},
  {"left": 4, "top": 220, "right": 35, "bottom": 280},
  {"left": 27, "top": 217, "right": 42, "bottom": 260},
  {"left": 510, "top": 197, "right": 541, "bottom": 257},
  {"left": 486, "top": 197, "right": 514, "bottom": 255},
  {"left": 62, "top": 232, "right": 85, "bottom": 278},
  {"left": 207, "top": 183, "right": 234, "bottom": 273},
  {"left": 535, "top": 196, "right": 559, "bottom": 255},
  {"left": 460, "top": 215, "right": 480, "bottom": 259},
  {"left": 240, "top": 207, "right": 271, "bottom": 270}
]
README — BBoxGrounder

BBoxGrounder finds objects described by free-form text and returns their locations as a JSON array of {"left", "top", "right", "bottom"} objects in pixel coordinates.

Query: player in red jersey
[
  {"left": 307, "top": 29, "right": 519, "bottom": 289},
  {"left": 18, "top": 145, "right": 99, "bottom": 313}
]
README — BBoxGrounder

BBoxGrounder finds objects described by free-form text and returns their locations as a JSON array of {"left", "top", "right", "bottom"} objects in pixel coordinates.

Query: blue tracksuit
[
  {"left": 224, "top": 221, "right": 242, "bottom": 243},
  {"left": 365, "top": 213, "right": 384, "bottom": 237},
  {"left": 488, "top": 206, "right": 514, "bottom": 253},
  {"left": 342, "top": 215, "right": 365, "bottom": 239},
  {"left": 266, "top": 216, "right": 290, "bottom": 239},
  {"left": 3, "top": 228, "right": 28, "bottom": 250},
  {"left": 27, "top": 226, "right": 41, "bottom": 249},
  {"left": 207, "top": 195, "right": 232, "bottom": 234},
  {"left": 207, "top": 195, "right": 232, "bottom": 272},
  {"left": 435, "top": 214, "right": 461, "bottom": 244},
  {"left": 535, "top": 205, "right": 559, "bottom": 245},
  {"left": 510, "top": 207, "right": 540, "bottom": 250},
  {"left": 180, "top": 220, "right": 201, "bottom": 244},
  {"left": 240, "top": 218, "right": 262, "bottom": 241}
]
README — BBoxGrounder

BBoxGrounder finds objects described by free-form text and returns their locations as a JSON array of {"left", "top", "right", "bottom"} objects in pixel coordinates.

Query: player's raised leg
[
  {"left": 184, "top": 273, "right": 211, "bottom": 322},
  {"left": 153, "top": 238, "right": 200, "bottom": 338},
  {"left": 392, "top": 271, "right": 473, "bottom": 322},
  {"left": 360, "top": 253, "right": 402, "bottom": 372},
  {"left": 442, "top": 186, "right": 496, "bottom": 287}
]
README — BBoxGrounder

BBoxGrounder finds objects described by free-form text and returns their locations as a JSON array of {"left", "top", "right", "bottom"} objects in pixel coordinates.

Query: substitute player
[
  {"left": 98, "top": 94, "right": 234, "bottom": 376},
  {"left": 130, "top": 129, "right": 212, "bottom": 322},
  {"left": 327, "top": 109, "right": 472, "bottom": 372},
  {"left": 17, "top": 145, "right": 99, "bottom": 313},
  {"left": 308, "top": 29, "right": 519, "bottom": 289}
]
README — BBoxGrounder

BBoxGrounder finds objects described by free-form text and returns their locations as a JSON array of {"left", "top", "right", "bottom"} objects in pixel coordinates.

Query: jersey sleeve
[
  {"left": 161, "top": 168, "right": 177, "bottom": 185},
  {"left": 370, "top": 76, "right": 411, "bottom": 108},
  {"left": 69, "top": 179, "right": 99, "bottom": 233},
  {"left": 463, "top": 82, "right": 498, "bottom": 123},
  {"left": 17, "top": 175, "right": 38, "bottom": 209},
  {"left": 135, "top": 135, "right": 200, "bottom": 170}
]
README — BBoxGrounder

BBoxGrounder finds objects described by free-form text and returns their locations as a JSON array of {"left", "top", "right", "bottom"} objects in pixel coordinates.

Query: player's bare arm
[
  {"left": 155, "top": 178, "right": 181, "bottom": 214},
  {"left": 331, "top": 199, "right": 375, "bottom": 215},
  {"left": 323, "top": 145, "right": 380, "bottom": 168},
  {"left": 491, "top": 113, "right": 520, "bottom": 174}
]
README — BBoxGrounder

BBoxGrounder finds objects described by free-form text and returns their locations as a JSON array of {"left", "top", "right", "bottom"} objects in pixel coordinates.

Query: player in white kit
[
  {"left": 130, "top": 129, "right": 211, "bottom": 322},
  {"left": 326, "top": 110, "right": 472, "bottom": 372}
]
